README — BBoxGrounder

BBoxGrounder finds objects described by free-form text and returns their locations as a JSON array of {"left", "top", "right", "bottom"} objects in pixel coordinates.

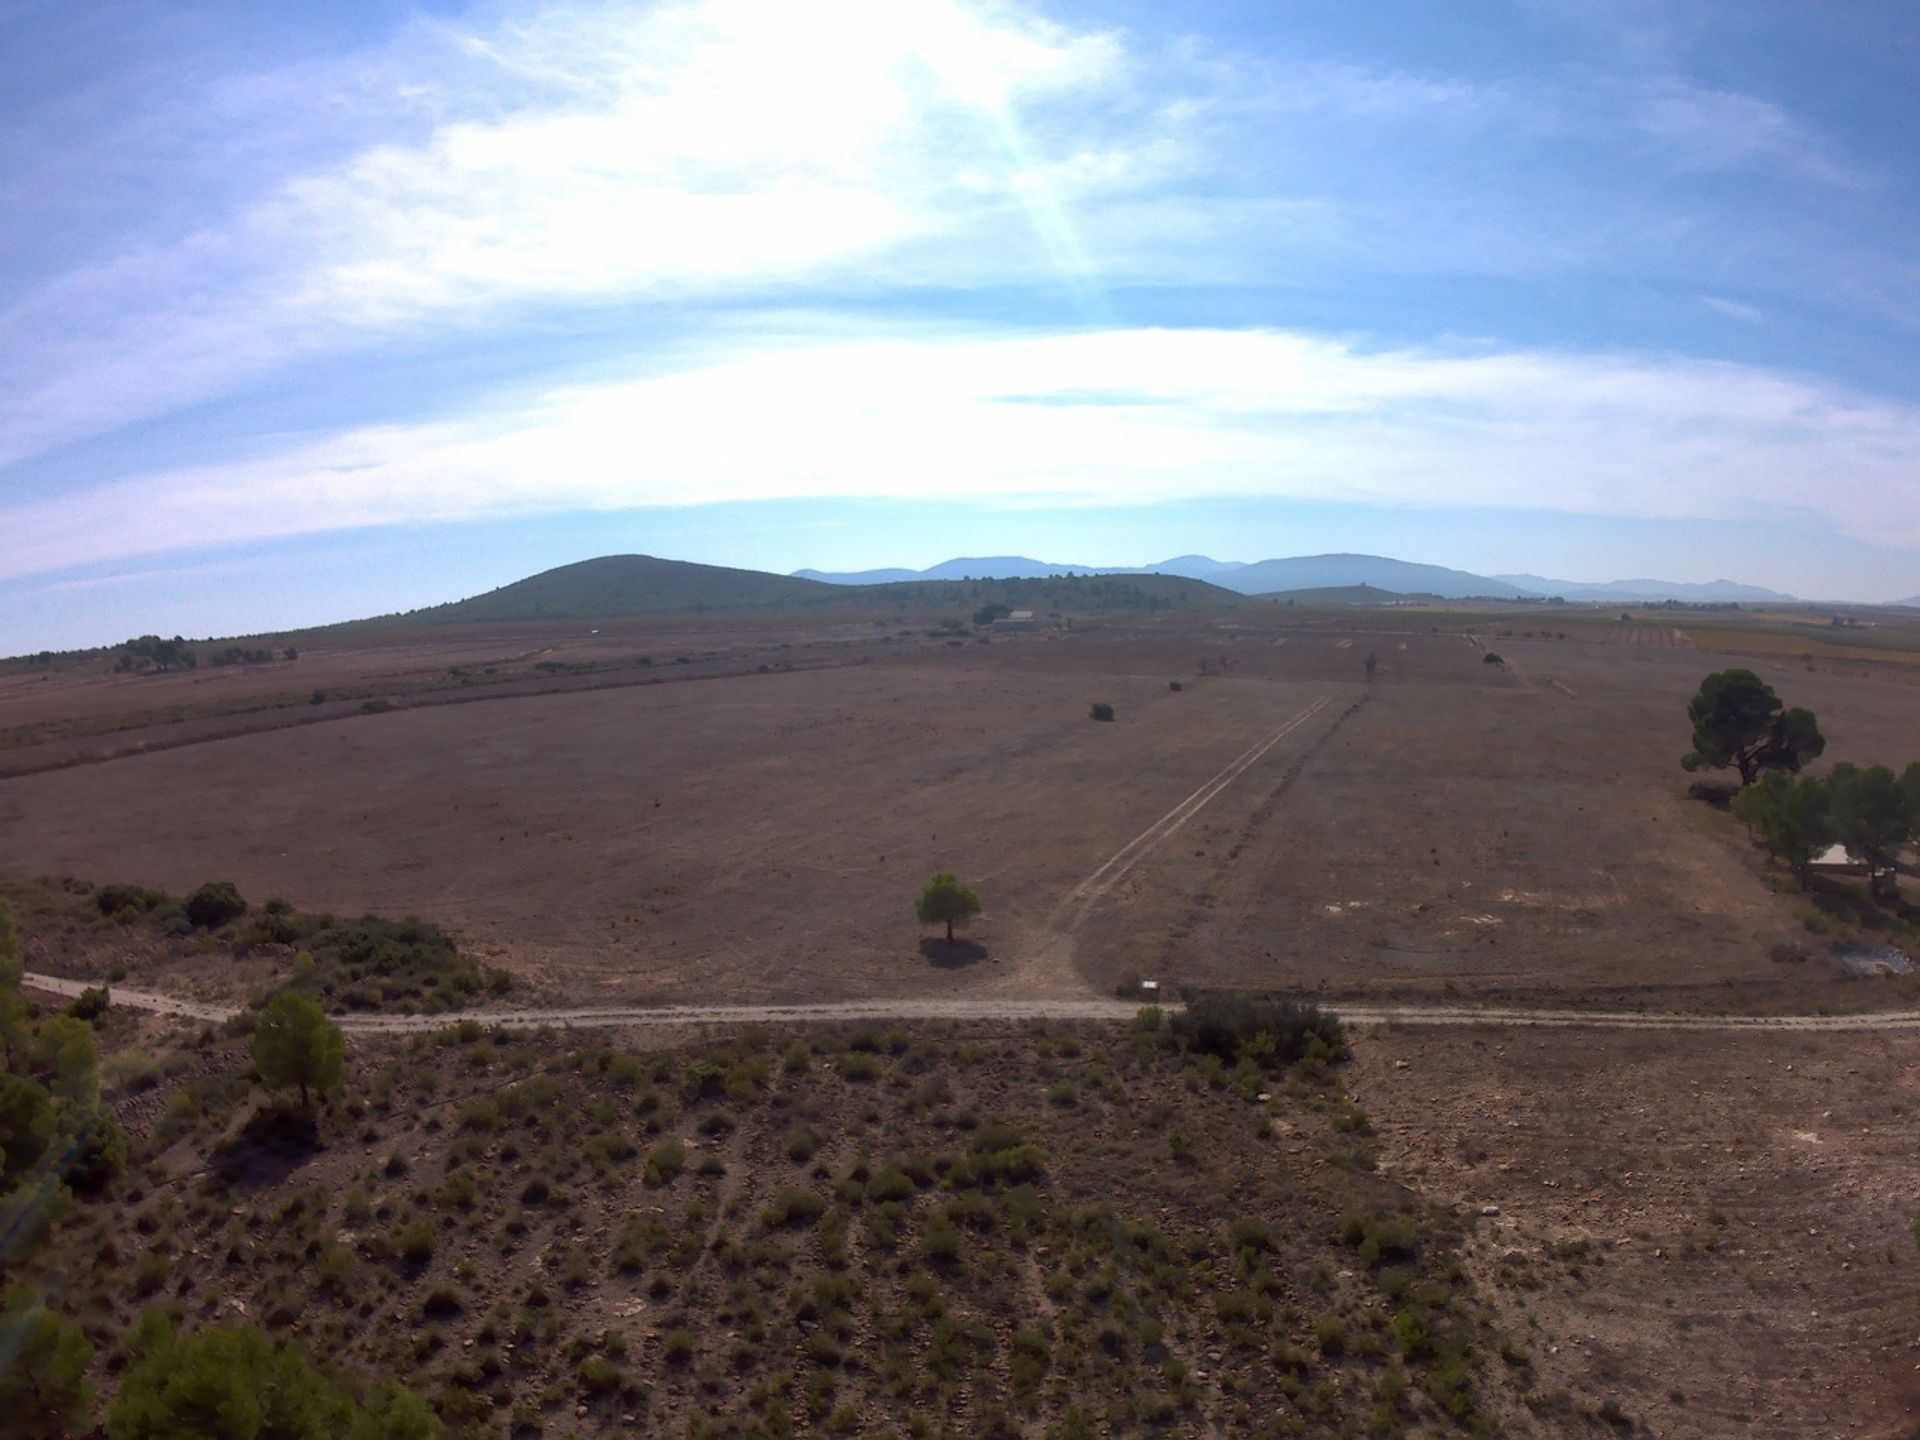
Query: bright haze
[{"left": 4, "top": 0, "right": 1919, "bottom": 652}]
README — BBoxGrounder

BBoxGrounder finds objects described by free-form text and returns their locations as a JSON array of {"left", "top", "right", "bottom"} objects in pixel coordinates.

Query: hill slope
[
  {"left": 400, "top": 555, "right": 838, "bottom": 621},
  {"left": 1224, "top": 554, "right": 1527, "bottom": 598},
  {"left": 356, "top": 555, "right": 1246, "bottom": 626}
]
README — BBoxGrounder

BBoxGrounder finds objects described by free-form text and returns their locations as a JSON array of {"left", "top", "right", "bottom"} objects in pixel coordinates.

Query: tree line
[{"left": 1682, "top": 668, "right": 1919, "bottom": 897}]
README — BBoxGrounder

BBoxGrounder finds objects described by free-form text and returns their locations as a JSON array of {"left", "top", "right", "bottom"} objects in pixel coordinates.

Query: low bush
[
  {"left": 1089, "top": 702, "right": 1115, "bottom": 722},
  {"left": 643, "top": 1143, "right": 686, "bottom": 1187},
  {"left": 184, "top": 881, "right": 248, "bottom": 930},
  {"left": 1171, "top": 993, "right": 1345, "bottom": 1070},
  {"left": 67, "top": 987, "right": 110, "bottom": 1022},
  {"left": 762, "top": 1189, "right": 828, "bottom": 1228},
  {"left": 95, "top": 883, "right": 170, "bottom": 918}
]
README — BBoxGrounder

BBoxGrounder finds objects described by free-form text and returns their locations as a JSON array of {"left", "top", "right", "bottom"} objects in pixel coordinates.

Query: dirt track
[{"left": 25, "top": 970, "right": 1920, "bottom": 1033}]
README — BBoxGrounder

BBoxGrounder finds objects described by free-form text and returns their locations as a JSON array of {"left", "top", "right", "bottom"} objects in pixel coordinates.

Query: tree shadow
[
  {"left": 1686, "top": 780, "right": 1737, "bottom": 810},
  {"left": 210, "top": 1104, "right": 323, "bottom": 1188},
  {"left": 919, "top": 938, "right": 989, "bottom": 969}
]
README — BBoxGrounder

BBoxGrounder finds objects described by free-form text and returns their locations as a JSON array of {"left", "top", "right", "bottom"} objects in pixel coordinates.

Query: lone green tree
[
  {"left": 1681, "top": 669, "right": 1824, "bottom": 786},
  {"left": 1827, "top": 763, "right": 1914, "bottom": 900},
  {"left": 250, "top": 992, "right": 345, "bottom": 1109},
  {"left": 915, "top": 872, "right": 982, "bottom": 943},
  {"left": 1729, "top": 770, "right": 1832, "bottom": 884}
]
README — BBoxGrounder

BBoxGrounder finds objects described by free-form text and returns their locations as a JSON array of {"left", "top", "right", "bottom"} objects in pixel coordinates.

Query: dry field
[{"left": 3, "top": 605, "right": 1916, "bottom": 1013}]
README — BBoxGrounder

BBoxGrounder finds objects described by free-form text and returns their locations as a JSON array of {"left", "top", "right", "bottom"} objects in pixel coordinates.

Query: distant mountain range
[
  {"left": 796, "top": 553, "right": 1800, "bottom": 604},
  {"left": 1489, "top": 573, "right": 1796, "bottom": 603}
]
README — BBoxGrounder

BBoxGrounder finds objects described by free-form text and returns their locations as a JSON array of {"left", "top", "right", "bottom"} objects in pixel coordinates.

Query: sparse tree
[
  {"left": 1363, "top": 651, "right": 1378, "bottom": 679},
  {"left": 1729, "top": 770, "right": 1832, "bottom": 884},
  {"left": 1827, "top": 763, "right": 1913, "bottom": 900},
  {"left": 1681, "top": 669, "right": 1824, "bottom": 786},
  {"left": 915, "top": 872, "right": 982, "bottom": 944},
  {"left": 250, "top": 992, "right": 345, "bottom": 1109}
]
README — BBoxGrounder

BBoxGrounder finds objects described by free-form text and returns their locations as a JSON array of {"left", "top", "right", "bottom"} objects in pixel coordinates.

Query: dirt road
[{"left": 24, "top": 970, "right": 1920, "bottom": 1033}]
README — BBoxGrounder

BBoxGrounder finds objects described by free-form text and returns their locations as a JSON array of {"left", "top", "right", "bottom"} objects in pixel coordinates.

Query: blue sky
[{"left": 4, "top": 0, "right": 1920, "bottom": 652}]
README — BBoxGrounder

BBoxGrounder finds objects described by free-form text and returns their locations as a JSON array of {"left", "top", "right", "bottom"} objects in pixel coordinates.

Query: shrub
[
  {"left": 1339, "top": 1214, "right": 1420, "bottom": 1267},
  {"left": 394, "top": 1221, "right": 435, "bottom": 1266},
  {"left": 1089, "top": 702, "right": 1115, "bottom": 722},
  {"left": 184, "top": 881, "right": 248, "bottom": 930},
  {"left": 784, "top": 1124, "right": 821, "bottom": 1163},
  {"left": 762, "top": 1189, "right": 827, "bottom": 1228},
  {"left": 662, "top": 1329, "right": 696, "bottom": 1366},
  {"left": 95, "top": 883, "right": 168, "bottom": 918},
  {"left": 1482, "top": 652, "right": 1503, "bottom": 666},
  {"left": 1230, "top": 1217, "right": 1274, "bottom": 1252},
  {"left": 578, "top": 1353, "right": 623, "bottom": 1395},
  {"left": 1171, "top": 993, "right": 1345, "bottom": 1069},
  {"left": 642, "top": 1143, "right": 686, "bottom": 1187},
  {"left": 67, "top": 987, "right": 110, "bottom": 1022}
]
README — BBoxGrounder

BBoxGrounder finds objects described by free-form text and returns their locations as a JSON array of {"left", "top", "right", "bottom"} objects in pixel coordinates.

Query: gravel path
[{"left": 24, "top": 970, "right": 1920, "bottom": 1033}]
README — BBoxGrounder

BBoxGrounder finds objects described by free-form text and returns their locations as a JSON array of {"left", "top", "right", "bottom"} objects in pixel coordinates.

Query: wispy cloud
[
  {"left": 1700, "top": 295, "right": 1764, "bottom": 323},
  {"left": 7, "top": 324, "right": 1916, "bottom": 581},
  {"left": 0, "top": 0, "right": 1143, "bottom": 470},
  {"left": 2, "top": 0, "right": 1890, "bottom": 484}
]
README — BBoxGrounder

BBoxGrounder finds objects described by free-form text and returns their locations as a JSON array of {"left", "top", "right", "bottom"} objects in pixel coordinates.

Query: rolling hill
[
  {"left": 393, "top": 555, "right": 839, "bottom": 621},
  {"left": 1221, "top": 554, "right": 1527, "bottom": 598},
  {"left": 356, "top": 555, "right": 1245, "bottom": 626}
]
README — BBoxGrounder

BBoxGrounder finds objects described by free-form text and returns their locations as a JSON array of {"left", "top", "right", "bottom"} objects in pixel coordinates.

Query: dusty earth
[
  {"left": 1352, "top": 1024, "right": 1920, "bottom": 1440},
  {"left": 6, "top": 601, "right": 1920, "bottom": 1436},
  {"left": 2, "top": 606, "right": 1915, "bottom": 1013}
]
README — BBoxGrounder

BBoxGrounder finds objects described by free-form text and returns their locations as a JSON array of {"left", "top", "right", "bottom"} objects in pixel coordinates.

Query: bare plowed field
[
  {"left": 0, "top": 644, "right": 1346, "bottom": 1003},
  {"left": 3, "top": 610, "right": 1917, "bottom": 1013}
]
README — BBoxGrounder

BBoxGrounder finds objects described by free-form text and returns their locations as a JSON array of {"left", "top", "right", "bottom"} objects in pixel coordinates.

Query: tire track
[{"left": 1052, "top": 692, "right": 1335, "bottom": 930}]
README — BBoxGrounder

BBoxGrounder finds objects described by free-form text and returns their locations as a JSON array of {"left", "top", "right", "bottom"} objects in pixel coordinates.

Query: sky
[{"left": 4, "top": 0, "right": 1920, "bottom": 652}]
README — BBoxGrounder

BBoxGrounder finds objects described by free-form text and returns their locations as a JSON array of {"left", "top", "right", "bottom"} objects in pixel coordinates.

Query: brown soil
[{"left": 1351, "top": 1024, "right": 1920, "bottom": 1439}]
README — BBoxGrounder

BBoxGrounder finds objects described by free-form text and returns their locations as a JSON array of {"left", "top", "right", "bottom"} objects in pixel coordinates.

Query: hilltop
[{"left": 348, "top": 555, "right": 1243, "bottom": 628}]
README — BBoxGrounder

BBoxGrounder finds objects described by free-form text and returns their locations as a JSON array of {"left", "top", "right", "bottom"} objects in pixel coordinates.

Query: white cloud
[
  {"left": 0, "top": 0, "right": 1901, "bottom": 506},
  {"left": 0, "top": 0, "right": 1143, "bottom": 470},
  {"left": 7, "top": 325, "right": 1916, "bottom": 581}
]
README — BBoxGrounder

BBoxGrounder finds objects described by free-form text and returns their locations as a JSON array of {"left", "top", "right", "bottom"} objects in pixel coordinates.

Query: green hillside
[
  {"left": 357, "top": 555, "right": 1245, "bottom": 626},
  {"left": 379, "top": 555, "right": 837, "bottom": 623}
]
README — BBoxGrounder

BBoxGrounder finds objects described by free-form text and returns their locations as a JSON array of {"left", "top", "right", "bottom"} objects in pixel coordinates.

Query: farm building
[
  {"left": 1809, "top": 844, "right": 1867, "bottom": 874},
  {"left": 992, "top": 610, "right": 1039, "bottom": 634}
]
